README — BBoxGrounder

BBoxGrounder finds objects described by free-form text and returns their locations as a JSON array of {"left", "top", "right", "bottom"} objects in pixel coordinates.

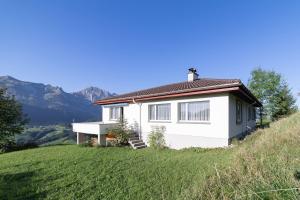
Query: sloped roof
[{"left": 95, "top": 78, "right": 262, "bottom": 107}]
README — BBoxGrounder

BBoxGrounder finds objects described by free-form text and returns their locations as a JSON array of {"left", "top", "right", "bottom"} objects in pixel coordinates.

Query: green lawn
[
  {"left": 0, "top": 145, "right": 232, "bottom": 200},
  {"left": 1, "top": 113, "right": 300, "bottom": 200}
]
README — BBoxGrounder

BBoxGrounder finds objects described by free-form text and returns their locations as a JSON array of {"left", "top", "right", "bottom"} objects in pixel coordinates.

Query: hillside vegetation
[
  {"left": 192, "top": 112, "right": 300, "bottom": 199},
  {"left": 0, "top": 113, "right": 299, "bottom": 200},
  {"left": 16, "top": 125, "right": 76, "bottom": 146}
]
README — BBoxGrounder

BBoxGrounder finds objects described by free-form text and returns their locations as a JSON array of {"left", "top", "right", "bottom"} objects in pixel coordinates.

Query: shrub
[
  {"left": 105, "top": 119, "right": 133, "bottom": 146},
  {"left": 147, "top": 126, "right": 166, "bottom": 149},
  {"left": 0, "top": 140, "right": 38, "bottom": 153}
]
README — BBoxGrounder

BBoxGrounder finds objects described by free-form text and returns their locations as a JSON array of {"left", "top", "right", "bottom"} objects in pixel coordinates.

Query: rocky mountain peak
[{"left": 72, "top": 87, "right": 116, "bottom": 103}]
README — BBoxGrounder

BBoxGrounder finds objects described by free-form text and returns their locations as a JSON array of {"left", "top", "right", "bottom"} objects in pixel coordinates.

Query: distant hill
[{"left": 0, "top": 76, "right": 115, "bottom": 125}]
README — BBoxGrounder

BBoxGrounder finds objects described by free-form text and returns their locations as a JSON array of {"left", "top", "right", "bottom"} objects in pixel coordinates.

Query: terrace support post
[
  {"left": 97, "top": 133, "right": 106, "bottom": 146},
  {"left": 77, "top": 132, "right": 85, "bottom": 144}
]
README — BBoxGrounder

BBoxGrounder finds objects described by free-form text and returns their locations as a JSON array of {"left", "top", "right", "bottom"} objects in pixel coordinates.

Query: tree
[
  {"left": 248, "top": 68, "right": 297, "bottom": 121},
  {"left": 0, "top": 88, "right": 28, "bottom": 151},
  {"left": 270, "top": 81, "right": 297, "bottom": 120}
]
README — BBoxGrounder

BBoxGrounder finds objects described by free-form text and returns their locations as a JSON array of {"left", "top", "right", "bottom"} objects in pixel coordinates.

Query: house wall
[
  {"left": 228, "top": 94, "right": 256, "bottom": 139},
  {"left": 102, "top": 93, "right": 230, "bottom": 149},
  {"left": 102, "top": 107, "right": 110, "bottom": 122}
]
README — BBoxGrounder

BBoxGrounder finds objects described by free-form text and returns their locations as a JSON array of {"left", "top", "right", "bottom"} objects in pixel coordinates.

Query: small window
[
  {"left": 149, "top": 103, "right": 171, "bottom": 121},
  {"left": 236, "top": 100, "right": 243, "bottom": 124},
  {"left": 110, "top": 107, "right": 120, "bottom": 120},
  {"left": 178, "top": 101, "right": 210, "bottom": 122},
  {"left": 248, "top": 106, "right": 251, "bottom": 121},
  {"left": 252, "top": 107, "right": 256, "bottom": 120}
]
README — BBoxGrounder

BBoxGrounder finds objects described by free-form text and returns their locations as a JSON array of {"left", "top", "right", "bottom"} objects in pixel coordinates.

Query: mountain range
[{"left": 0, "top": 76, "right": 115, "bottom": 125}]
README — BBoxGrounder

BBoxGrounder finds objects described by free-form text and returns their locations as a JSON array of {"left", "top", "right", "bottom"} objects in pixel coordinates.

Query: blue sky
[{"left": 0, "top": 0, "right": 299, "bottom": 105}]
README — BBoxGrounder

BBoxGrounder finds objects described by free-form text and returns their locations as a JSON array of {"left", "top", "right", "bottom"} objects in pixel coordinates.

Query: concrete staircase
[{"left": 128, "top": 135, "right": 147, "bottom": 149}]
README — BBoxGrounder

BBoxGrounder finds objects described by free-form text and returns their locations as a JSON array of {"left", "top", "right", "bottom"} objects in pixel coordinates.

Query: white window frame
[
  {"left": 148, "top": 103, "right": 171, "bottom": 122},
  {"left": 178, "top": 100, "right": 210, "bottom": 123},
  {"left": 109, "top": 107, "right": 120, "bottom": 121}
]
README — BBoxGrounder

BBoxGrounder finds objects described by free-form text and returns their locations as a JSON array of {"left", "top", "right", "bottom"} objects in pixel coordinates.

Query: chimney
[{"left": 188, "top": 68, "right": 199, "bottom": 82}]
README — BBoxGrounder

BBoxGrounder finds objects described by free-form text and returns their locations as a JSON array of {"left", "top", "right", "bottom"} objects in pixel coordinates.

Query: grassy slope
[
  {"left": 0, "top": 146, "right": 231, "bottom": 200},
  {"left": 196, "top": 112, "right": 300, "bottom": 199},
  {"left": 0, "top": 113, "right": 299, "bottom": 200}
]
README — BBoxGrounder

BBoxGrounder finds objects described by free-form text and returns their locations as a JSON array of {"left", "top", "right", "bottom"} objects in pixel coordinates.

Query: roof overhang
[
  {"left": 95, "top": 85, "right": 262, "bottom": 107},
  {"left": 102, "top": 103, "right": 129, "bottom": 108}
]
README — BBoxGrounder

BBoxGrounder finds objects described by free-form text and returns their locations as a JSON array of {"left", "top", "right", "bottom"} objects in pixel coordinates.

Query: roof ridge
[{"left": 198, "top": 77, "right": 241, "bottom": 82}]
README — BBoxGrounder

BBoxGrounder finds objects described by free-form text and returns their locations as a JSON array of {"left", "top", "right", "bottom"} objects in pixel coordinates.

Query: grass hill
[{"left": 0, "top": 113, "right": 299, "bottom": 200}]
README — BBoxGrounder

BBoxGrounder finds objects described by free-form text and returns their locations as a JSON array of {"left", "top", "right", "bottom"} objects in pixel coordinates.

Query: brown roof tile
[{"left": 96, "top": 78, "right": 242, "bottom": 103}]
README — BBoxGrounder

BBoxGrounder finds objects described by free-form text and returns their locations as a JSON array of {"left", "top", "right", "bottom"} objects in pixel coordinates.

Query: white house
[{"left": 72, "top": 68, "right": 262, "bottom": 149}]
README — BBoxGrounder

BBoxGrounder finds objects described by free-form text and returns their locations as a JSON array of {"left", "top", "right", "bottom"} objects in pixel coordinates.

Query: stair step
[
  {"left": 132, "top": 142, "right": 145, "bottom": 147},
  {"left": 128, "top": 136, "right": 146, "bottom": 150},
  {"left": 130, "top": 140, "right": 143, "bottom": 144},
  {"left": 134, "top": 144, "right": 147, "bottom": 149}
]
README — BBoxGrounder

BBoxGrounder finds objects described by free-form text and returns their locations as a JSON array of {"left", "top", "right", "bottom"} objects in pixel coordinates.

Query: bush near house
[
  {"left": 105, "top": 120, "right": 133, "bottom": 146},
  {"left": 147, "top": 126, "right": 166, "bottom": 149},
  {"left": 0, "top": 113, "right": 299, "bottom": 199}
]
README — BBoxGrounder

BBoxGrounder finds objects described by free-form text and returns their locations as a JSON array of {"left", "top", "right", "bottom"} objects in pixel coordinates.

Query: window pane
[
  {"left": 110, "top": 107, "right": 120, "bottom": 120},
  {"left": 204, "top": 101, "right": 210, "bottom": 121},
  {"left": 116, "top": 107, "right": 120, "bottom": 119},
  {"left": 111, "top": 108, "right": 114, "bottom": 119},
  {"left": 157, "top": 104, "right": 170, "bottom": 120},
  {"left": 149, "top": 105, "right": 156, "bottom": 120},
  {"left": 248, "top": 106, "right": 251, "bottom": 121},
  {"left": 236, "top": 100, "right": 242, "bottom": 123},
  {"left": 188, "top": 102, "right": 199, "bottom": 121},
  {"left": 185, "top": 101, "right": 210, "bottom": 121},
  {"left": 179, "top": 103, "right": 186, "bottom": 120},
  {"left": 252, "top": 108, "right": 256, "bottom": 120}
]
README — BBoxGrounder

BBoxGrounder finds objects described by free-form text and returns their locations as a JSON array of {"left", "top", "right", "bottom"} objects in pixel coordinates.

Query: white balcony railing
[{"left": 72, "top": 121, "right": 118, "bottom": 135}]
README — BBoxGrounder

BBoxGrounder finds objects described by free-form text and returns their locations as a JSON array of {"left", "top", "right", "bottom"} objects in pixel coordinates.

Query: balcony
[{"left": 72, "top": 121, "right": 118, "bottom": 145}]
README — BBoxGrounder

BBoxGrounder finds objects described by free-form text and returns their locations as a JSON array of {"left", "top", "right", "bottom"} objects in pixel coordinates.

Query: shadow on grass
[{"left": 0, "top": 171, "right": 46, "bottom": 200}]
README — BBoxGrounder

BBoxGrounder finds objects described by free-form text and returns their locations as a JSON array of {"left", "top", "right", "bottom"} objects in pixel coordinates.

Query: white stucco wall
[
  {"left": 228, "top": 94, "right": 256, "bottom": 138},
  {"left": 140, "top": 94, "right": 229, "bottom": 149},
  {"left": 102, "top": 107, "right": 110, "bottom": 122},
  {"left": 102, "top": 93, "right": 230, "bottom": 149}
]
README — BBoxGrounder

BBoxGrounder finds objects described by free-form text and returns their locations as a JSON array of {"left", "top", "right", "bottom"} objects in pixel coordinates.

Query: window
[
  {"left": 252, "top": 107, "right": 256, "bottom": 120},
  {"left": 236, "top": 100, "right": 243, "bottom": 124},
  {"left": 178, "top": 101, "right": 210, "bottom": 122},
  {"left": 248, "top": 106, "right": 251, "bottom": 121},
  {"left": 149, "top": 103, "right": 171, "bottom": 121},
  {"left": 248, "top": 106, "right": 256, "bottom": 121},
  {"left": 110, "top": 107, "right": 120, "bottom": 120}
]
